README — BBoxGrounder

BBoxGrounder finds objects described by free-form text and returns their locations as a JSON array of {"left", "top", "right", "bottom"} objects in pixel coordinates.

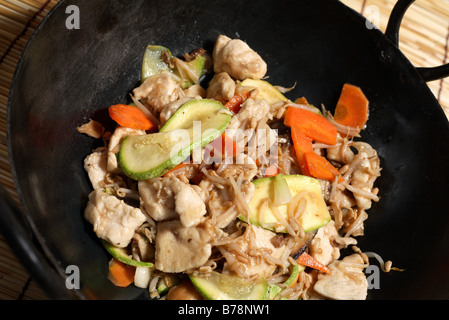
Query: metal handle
[{"left": 385, "top": 0, "right": 449, "bottom": 82}]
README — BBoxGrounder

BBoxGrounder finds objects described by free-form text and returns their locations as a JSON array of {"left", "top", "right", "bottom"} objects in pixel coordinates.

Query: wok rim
[
  {"left": 5, "top": 0, "right": 83, "bottom": 299},
  {"left": 4, "top": 0, "right": 449, "bottom": 300}
]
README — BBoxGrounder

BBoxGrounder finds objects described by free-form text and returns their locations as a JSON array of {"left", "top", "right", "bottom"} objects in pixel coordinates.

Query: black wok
[{"left": 2, "top": 0, "right": 449, "bottom": 300}]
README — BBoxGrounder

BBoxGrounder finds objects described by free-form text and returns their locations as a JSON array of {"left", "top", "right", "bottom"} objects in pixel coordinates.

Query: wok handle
[{"left": 385, "top": 0, "right": 449, "bottom": 82}]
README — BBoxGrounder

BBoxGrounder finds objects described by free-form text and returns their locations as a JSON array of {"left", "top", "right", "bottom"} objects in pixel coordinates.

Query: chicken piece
[
  {"left": 206, "top": 72, "right": 236, "bottom": 101},
  {"left": 159, "top": 97, "right": 193, "bottom": 127},
  {"left": 132, "top": 73, "right": 181, "bottom": 113},
  {"left": 313, "top": 254, "right": 368, "bottom": 300},
  {"left": 155, "top": 220, "right": 213, "bottom": 273},
  {"left": 213, "top": 35, "right": 267, "bottom": 80},
  {"left": 350, "top": 151, "right": 380, "bottom": 210},
  {"left": 308, "top": 221, "right": 356, "bottom": 266},
  {"left": 138, "top": 178, "right": 177, "bottom": 222},
  {"left": 309, "top": 221, "right": 341, "bottom": 266},
  {"left": 84, "top": 147, "right": 108, "bottom": 190},
  {"left": 227, "top": 98, "right": 270, "bottom": 132},
  {"left": 225, "top": 98, "right": 274, "bottom": 161},
  {"left": 184, "top": 84, "right": 206, "bottom": 98},
  {"left": 107, "top": 127, "right": 145, "bottom": 174},
  {"left": 84, "top": 189, "right": 147, "bottom": 248},
  {"left": 330, "top": 189, "right": 357, "bottom": 210},
  {"left": 207, "top": 189, "right": 238, "bottom": 228},
  {"left": 138, "top": 176, "right": 206, "bottom": 228},
  {"left": 220, "top": 225, "right": 290, "bottom": 279},
  {"left": 326, "top": 134, "right": 355, "bottom": 164},
  {"left": 174, "top": 181, "right": 208, "bottom": 228},
  {"left": 77, "top": 119, "right": 104, "bottom": 139}
]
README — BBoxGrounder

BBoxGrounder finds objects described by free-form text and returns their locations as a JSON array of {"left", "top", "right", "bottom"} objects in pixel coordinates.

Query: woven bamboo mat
[
  {"left": 0, "top": 0, "right": 448, "bottom": 300},
  {"left": 0, "top": 0, "right": 59, "bottom": 300}
]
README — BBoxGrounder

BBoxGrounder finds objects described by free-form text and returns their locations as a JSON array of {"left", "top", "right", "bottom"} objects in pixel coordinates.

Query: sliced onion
[
  {"left": 273, "top": 174, "right": 293, "bottom": 206},
  {"left": 134, "top": 266, "right": 151, "bottom": 289}
]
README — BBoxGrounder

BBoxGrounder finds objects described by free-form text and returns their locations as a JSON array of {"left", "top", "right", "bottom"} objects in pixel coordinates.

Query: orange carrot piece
[
  {"left": 224, "top": 90, "right": 251, "bottom": 114},
  {"left": 109, "top": 104, "right": 155, "bottom": 131},
  {"left": 303, "top": 151, "right": 343, "bottom": 183},
  {"left": 163, "top": 162, "right": 190, "bottom": 177},
  {"left": 209, "top": 133, "right": 240, "bottom": 157},
  {"left": 225, "top": 95, "right": 244, "bottom": 113},
  {"left": 291, "top": 124, "right": 313, "bottom": 176},
  {"left": 334, "top": 83, "right": 369, "bottom": 129},
  {"left": 297, "top": 252, "right": 331, "bottom": 274},
  {"left": 295, "top": 96, "right": 309, "bottom": 105},
  {"left": 263, "top": 164, "right": 279, "bottom": 177},
  {"left": 108, "top": 259, "right": 136, "bottom": 287},
  {"left": 284, "top": 107, "right": 337, "bottom": 145}
]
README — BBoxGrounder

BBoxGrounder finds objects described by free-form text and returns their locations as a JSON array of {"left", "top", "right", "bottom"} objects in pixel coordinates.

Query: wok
[{"left": 1, "top": 0, "right": 449, "bottom": 300}]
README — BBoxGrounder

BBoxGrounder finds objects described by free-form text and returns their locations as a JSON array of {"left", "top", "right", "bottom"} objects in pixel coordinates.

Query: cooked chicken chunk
[
  {"left": 139, "top": 178, "right": 177, "bottom": 222},
  {"left": 207, "top": 189, "right": 238, "bottom": 228},
  {"left": 213, "top": 35, "right": 267, "bottom": 80},
  {"left": 184, "top": 84, "right": 206, "bottom": 98},
  {"left": 309, "top": 221, "right": 356, "bottom": 266},
  {"left": 132, "top": 73, "right": 181, "bottom": 113},
  {"left": 309, "top": 222, "right": 341, "bottom": 266},
  {"left": 155, "top": 220, "right": 213, "bottom": 273},
  {"left": 220, "top": 225, "right": 290, "bottom": 279},
  {"left": 351, "top": 150, "right": 380, "bottom": 210},
  {"left": 84, "top": 147, "right": 108, "bottom": 190},
  {"left": 326, "top": 134, "right": 355, "bottom": 164},
  {"left": 84, "top": 189, "right": 147, "bottom": 248},
  {"left": 159, "top": 97, "right": 194, "bottom": 127},
  {"left": 206, "top": 72, "right": 236, "bottom": 101},
  {"left": 139, "top": 176, "right": 206, "bottom": 228},
  {"left": 227, "top": 98, "right": 271, "bottom": 132},
  {"left": 313, "top": 254, "right": 368, "bottom": 300},
  {"left": 107, "top": 127, "right": 145, "bottom": 174},
  {"left": 327, "top": 136, "right": 380, "bottom": 211},
  {"left": 226, "top": 98, "right": 274, "bottom": 158},
  {"left": 77, "top": 119, "right": 104, "bottom": 139}
]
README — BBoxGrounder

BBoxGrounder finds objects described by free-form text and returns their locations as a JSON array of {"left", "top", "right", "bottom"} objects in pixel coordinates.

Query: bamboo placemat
[
  {"left": 0, "top": 0, "right": 448, "bottom": 300},
  {"left": 0, "top": 0, "right": 59, "bottom": 300}
]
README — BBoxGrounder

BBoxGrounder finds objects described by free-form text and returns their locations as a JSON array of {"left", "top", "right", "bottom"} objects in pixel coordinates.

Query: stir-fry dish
[{"left": 78, "top": 35, "right": 391, "bottom": 300}]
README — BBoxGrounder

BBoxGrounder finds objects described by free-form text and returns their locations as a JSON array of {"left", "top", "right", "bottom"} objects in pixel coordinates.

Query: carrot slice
[
  {"left": 334, "top": 83, "right": 369, "bottom": 129},
  {"left": 224, "top": 90, "right": 251, "bottom": 114},
  {"left": 295, "top": 96, "right": 309, "bottom": 105},
  {"left": 163, "top": 162, "right": 190, "bottom": 177},
  {"left": 108, "top": 259, "right": 136, "bottom": 287},
  {"left": 303, "top": 151, "right": 343, "bottom": 183},
  {"left": 208, "top": 133, "right": 240, "bottom": 157},
  {"left": 263, "top": 164, "right": 279, "bottom": 177},
  {"left": 225, "top": 95, "right": 244, "bottom": 113},
  {"left": 284, "top": 107, "right": 337, "bottom": 145},
  {"left": 297, "top": 252, "right": 331, "bottom": 274},
  {"left": 109, "top": 104, "right": 155, "bottom": 131},
  {"left": 291, "top": 124, "right": 313, "bottom": 176}
]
